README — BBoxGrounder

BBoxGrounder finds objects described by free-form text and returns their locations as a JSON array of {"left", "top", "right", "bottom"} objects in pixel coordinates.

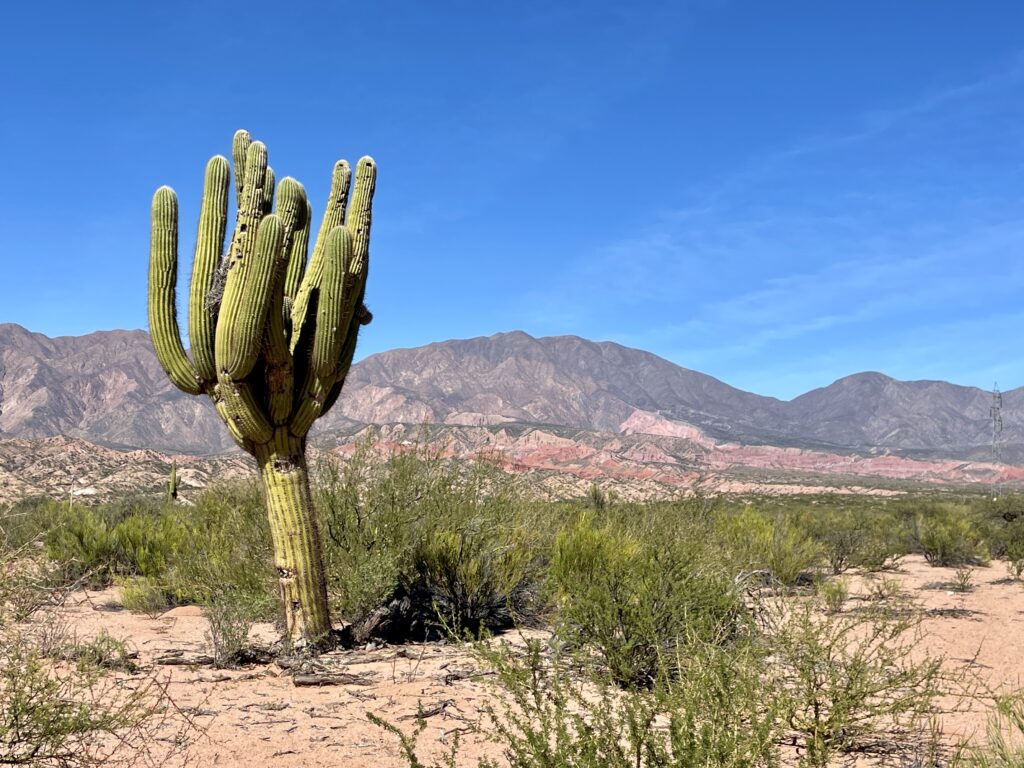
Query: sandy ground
[{"left": 28, "top": 555, "right": 1024, "bottom": 767}]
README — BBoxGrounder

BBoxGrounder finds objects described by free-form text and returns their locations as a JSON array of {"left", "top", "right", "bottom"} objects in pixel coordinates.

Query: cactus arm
[
  {"left": 274, "top": 178, "right": 307, "bottom": 244},
  {"left": 216, "top": 206, "right": 281, "bottom": 381},
  {"left": 149, "top": 186, "right": 202, "bottom": 395},
  {"left": 318, "top": 329, "right": 360, "bottom": 417},
  {"left": 187, "top": 156, "right": 230, "bottom": 383},
  {"left": 291, "top": 303, "right": 368, "bottom": 436},
  {"left": 216, "top": 379, "right": 274, "bottom": 444},
  {"left": 232, "top": 129, "right": 252, "bottom": 201},
  {"left": 262, "top": 166, "right": 276, "bottom": 214},
  {"left": 289, "top": 160, "right": 351, "bottom": 354},
  {"left": 264, "top": 178, "right": 307, "bottom": 424},
  {"left": 212, "top": 395, "right": 252, "bottom": 450},
  {"left": 345, "top": 157, "right": 377, "bottom": 276},
  {"left": 311, "top": 226, "right": 353, "bottom": 380},
  {"left": 214, "top": 214, "right": 283, "bottom": 443},
  {"left": 290, "top": 326, "right": 360, "bottom": 436},
  {"left": 284, "top": 199, "right": 312, "bottom": 301},
  {"left": 290, "top": 158, "right": 376, "bottom": 435}
]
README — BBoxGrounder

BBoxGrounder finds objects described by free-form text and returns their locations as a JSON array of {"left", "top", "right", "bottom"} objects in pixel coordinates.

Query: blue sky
[{"left": 1, "top": 1, "right": 1022, "bottom": 399}]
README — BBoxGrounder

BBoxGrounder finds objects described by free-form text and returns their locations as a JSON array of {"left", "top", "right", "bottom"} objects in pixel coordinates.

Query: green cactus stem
[
  {"left": 166, "top": 459, "right": 179, "bottom": 504},
  {"left": 148, "top": 129, "right": 376, "bottom": 647}
]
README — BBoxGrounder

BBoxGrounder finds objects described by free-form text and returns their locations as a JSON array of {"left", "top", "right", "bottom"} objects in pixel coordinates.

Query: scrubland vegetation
[{"left": 4, "top": 438, "right": 1024, "bottom": 766}]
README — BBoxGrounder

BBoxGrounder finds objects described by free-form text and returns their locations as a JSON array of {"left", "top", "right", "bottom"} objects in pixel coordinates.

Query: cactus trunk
[{"left": 255, "top": 431, "right": 331, "bottom": 645}]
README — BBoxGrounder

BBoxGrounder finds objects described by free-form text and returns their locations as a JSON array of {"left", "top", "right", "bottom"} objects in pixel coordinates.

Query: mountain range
[{"left": 0, "top": 323, "right": 1018, "bottom": 461}]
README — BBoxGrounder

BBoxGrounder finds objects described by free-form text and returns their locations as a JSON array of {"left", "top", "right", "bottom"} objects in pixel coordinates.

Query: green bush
[
  {"left": 805, "top": 508, "right": 870, "bottom": 575},
  {"left": 912, "top": 503, "right": 989, "bottom": 567},
  {"left": 853, "top": 511, "right": 910, "bottom": 572},
  {"left": 714, "top": 506, "right": 821, "bottom": 586},
  {"left": 865, "top": 574, "right": 904, "bottom": 603},
  {"left": 374, "top": 633, "right": 782, "bottom": 768},
  {"left": 1, "top": 497, "right": 66, "bottom": 550},
  {"left": 402, "top": 524, "right": 540, "bottom": 638},
  {"left": 550, "top": 514, "right": 746, "bottom": 688},
  {"left": 167, "top": 480, "right": 275, "bottom": 612},
  {"left": 42, "top": 503, "right": 189, "bottom": 588},
  {"left": 111, "top": 513, "right": 187, "bottom": 579},
  {"left": 816, "top": 577, "right": 848, "bottom": 614},
  {"left": 60, "top": 630, "right": 138, "bottom": 673},
  {"left": 0, "top": 630, "right": 170, "bottom": 767},
  {"left": 767, "top": 601, "right": 944, "bottom": 767},
  {"left": 971, "top": 691, "right": 1024, "bottom": 768},
  {"left": 316, "top": 443, "right": 546, "bottom": 643},
  {"left": 204, "top": 590, "right": 264, "bottom": 667},
  {"left": 45, "top": 507, "right": 121, "bottom": 585},
  {"left": 119, "top": 576, "right": 173, "bottom": 617},
  {"left": 315, "top": 443, "right": 426, "bottom": 634},
  {"left": 992, "top": 516, "right": 1024, "bottom": 578},
  {"left": 0, "top": 541, "right": 62, "bottom": 625}
]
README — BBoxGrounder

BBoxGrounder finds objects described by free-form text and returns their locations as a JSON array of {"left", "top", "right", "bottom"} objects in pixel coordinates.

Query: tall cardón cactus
[{"left": 148, "top": 130, "right": 376, "bottom": 646}]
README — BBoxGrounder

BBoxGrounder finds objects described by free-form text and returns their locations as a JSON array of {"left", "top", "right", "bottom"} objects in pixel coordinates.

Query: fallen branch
[{"left": 292, "top": 672, "right": 374, "bottom": 687}]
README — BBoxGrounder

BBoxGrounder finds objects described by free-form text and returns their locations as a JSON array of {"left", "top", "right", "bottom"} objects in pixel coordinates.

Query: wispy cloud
[{"left": 519, "top": 53, "right": 1024, "bottom": 397}]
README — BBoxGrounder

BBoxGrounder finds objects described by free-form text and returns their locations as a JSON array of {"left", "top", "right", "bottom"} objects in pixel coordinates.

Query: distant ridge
[{"left": 0, "top": 323, "right": 1020, "bottom": 460}]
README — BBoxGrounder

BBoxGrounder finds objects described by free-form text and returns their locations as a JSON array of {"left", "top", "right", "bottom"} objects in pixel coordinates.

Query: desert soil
[{"left": 31, "top": 555, "right": 1024, "bottom": 767}]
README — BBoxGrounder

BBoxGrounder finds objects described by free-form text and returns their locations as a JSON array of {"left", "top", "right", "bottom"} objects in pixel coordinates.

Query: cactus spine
[{"left": 148, "top": 130, "right": 376, "bottom": 647}]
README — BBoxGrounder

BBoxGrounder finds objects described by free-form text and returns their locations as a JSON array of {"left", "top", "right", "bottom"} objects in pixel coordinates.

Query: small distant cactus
[
  {"left": 148, "top": 130, "right": 376, "bottom": 646},
  {"left": 165, "top": 460, "right": 179, "bottom": 504}
]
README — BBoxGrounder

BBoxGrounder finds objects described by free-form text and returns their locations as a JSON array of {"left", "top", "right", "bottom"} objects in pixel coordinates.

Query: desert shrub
[
  {"left": 865, "top": 575, "right": 904, "bottom": 603},
  {"left": 853, "top": 511, "right": 910, "bottom": 572},
  {"left": 978, "top": 495, "right": 1024, "bottom": 560},
  {"left": 401, "top": 524, "right": 540, "bottom": 638},
  {"left": 1, "top": 515, "right": 188, "bottom": 763},
  {"left": 587, "top": 482, "right": 608, "bottom": 510},
  {"left": 798, "top": 505, "right": 913, "bottom": 574},
  {"left": 316, "top": 442, "right": 545, "bottom": 643},
  {"left": 971, "top": 690, "right": 1024, "bottom": 768},
  {"left": 111, "top": 513, "right": 187, "bottom": 579},
  {"left": 805, "top": 508, "right": 870, "bottom": 575},
  {"left": 549, "top": 514, "right": 746, "bottom": 689},
  {"left": 815, "top": 577, "right": 848, "bottom": 614},
  {"left": 767, "top": 602, "right": 944, "bottom": 767},
  {"left": 714, "top": 506, "right": 821, "bottom": 587},
  {"left": 315, "top": 443, "right": 430, "bottom": 633},
  {"left": 0, "top": 630, "right": 175, "bottom": 767},
  {"left": 60, "top": 630, "right": 138, "bottom": 673},
  {"left": 45, "top": 507, "right": 122, "bottom": 585},
  {"left": 119, "top": 575, "right": 173, "bottom": 617},
  {"left": 0, "top": 539, "right": 64, "bottom": 624},
  {"left": 204, "top": 590, "right": 263, "bottom": 667},
  {"left": 18, "top": 612, "right": 138, "bottom": 674},
  {"left": 42, "top": 503, "right": 188, "bottom": 588},
  {"left": 1, "top": 497, "right": 67, "bottom": 551},
  {"left": 167, "top": 481, "right": 275, "bottom": 615},
  {"left": 994, "top": 518, "right": 1024, "bottom": 579},
  {"left": 954, "top": 566, "right": 975, "bottom": 593},
  {"left": 488, "top": 638, "right": 780, "bottom": 768},
  {"left": 912, "top": 503, "right": 989, "bottom": 567},
  {"left": 374, "top": 633, "right": 782, "bottom": 768}
]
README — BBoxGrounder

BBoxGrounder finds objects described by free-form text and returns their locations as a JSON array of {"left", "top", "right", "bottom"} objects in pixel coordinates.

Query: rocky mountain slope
[
  {"left": 0, "top": 324, "right": 1019, "bottom": 462},
  {"left": 337, "top": 332, "right": 1023, "bottom": 457},
  {"left": 0, "top": 325, "right": 234, "bottom": 453}
]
